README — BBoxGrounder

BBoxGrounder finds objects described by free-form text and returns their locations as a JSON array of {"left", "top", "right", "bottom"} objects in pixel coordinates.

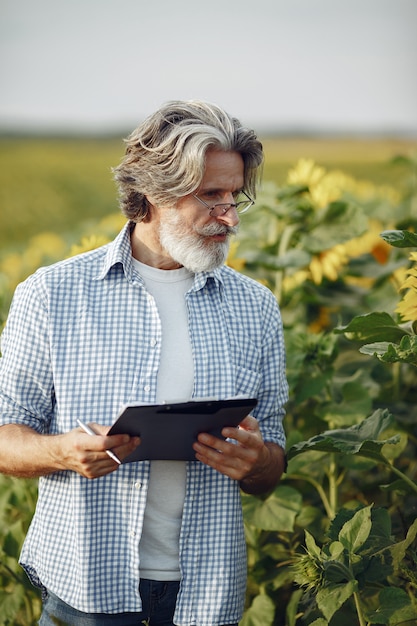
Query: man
[{"left": 0, "top": 100, "right": 288, "bottom": 626}]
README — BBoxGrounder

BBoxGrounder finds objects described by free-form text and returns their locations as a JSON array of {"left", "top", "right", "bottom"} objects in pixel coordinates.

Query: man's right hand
[
  {"left": 0, "top": 423, "right": 141, "bottom": 479},
  {"left": 69, "top": 423, "right": 141, "bottom": 478}
]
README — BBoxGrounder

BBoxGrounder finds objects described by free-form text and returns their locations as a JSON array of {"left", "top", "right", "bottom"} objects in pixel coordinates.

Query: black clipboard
[{"left": 108, "top": 397, "right": 258, "bottom": 462}]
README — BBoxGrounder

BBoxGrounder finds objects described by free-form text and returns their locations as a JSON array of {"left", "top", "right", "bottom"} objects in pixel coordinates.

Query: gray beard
[{"left": 159, "top": 210, "right": 239, "bottom": 273}]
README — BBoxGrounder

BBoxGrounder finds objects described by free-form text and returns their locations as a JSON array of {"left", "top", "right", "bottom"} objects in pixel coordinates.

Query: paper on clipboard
[{"left": 108, "top": 397, "right": 258, "bottom": 462}]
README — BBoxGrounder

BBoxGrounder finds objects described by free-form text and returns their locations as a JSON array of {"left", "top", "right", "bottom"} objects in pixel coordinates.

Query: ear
[{"left": 144, "top": 195, "right": 157, "bottom": 209}]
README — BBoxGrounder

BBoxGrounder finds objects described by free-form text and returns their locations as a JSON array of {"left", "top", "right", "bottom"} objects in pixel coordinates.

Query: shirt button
[
  {"left": 144, "top": 385, "right": 151, "bottom": 392},
  {"left": 150, "top": 339, "right": 157, "bottom": 347},
  {"left": 134, "top": 481, "right": 142, "bottom": 490},
  {"left": 130, "top": 531, "right": 136, "bottom": 538}
]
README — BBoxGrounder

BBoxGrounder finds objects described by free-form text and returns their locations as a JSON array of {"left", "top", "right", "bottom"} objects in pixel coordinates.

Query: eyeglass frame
[{"left": 192, "top": 189, "right": 254, "bottom": 217}]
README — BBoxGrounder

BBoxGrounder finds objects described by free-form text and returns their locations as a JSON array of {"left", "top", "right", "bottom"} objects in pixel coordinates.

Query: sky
[{"left": 1, "top": 0, "right": 417, "bottom": 136}]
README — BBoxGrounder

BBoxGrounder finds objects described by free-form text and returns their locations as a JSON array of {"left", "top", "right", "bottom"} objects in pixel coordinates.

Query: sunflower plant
[
  {"left": 237, "top": 159, "right": 401, "bottom": 336},
  {"left": 336, "top": 230, "right": 417, "bottom": 367},
  {"left": 239, "top": 155, "right": 417, "bottom": 626},
  {"left": 292, "top": 505, "right": 417, "bottom": 626}
]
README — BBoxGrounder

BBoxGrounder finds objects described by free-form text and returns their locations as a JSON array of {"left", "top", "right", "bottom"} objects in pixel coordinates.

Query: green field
[
  {"left": 1, "top": 135, "right": 416, "bottom": 257},
  {"left": 262, "top": 135, "right": 417, "bottom": 185},
  {"left": 0, "top": 137, "right": 122, "bottom": 255}
]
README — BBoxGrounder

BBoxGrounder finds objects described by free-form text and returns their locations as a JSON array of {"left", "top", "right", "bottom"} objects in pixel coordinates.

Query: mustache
[{"left": 196, "top": 222, "right": 239, "bottom": 237}]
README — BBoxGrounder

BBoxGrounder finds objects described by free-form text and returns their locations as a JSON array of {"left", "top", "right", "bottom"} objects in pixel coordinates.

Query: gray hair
[{"left": 113, "top": 100, "right": 264, "bottom": 222}]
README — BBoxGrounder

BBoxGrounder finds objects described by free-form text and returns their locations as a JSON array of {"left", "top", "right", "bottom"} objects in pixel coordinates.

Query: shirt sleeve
[
  {"left": 0, "top": 271, "right": 55, "bottom": 433},
  {"left": 254, "top": 289, "right": 288, "bottom": 449}
]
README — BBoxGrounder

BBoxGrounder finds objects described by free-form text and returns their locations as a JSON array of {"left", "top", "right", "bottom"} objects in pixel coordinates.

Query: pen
[{"left": 77, "top": 419, "right": 121, "bottom": 465}]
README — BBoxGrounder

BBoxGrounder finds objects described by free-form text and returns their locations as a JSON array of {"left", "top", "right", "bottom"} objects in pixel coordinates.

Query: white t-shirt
[{"left": 132, "top": 258, "right": 194, "bottom": 581}]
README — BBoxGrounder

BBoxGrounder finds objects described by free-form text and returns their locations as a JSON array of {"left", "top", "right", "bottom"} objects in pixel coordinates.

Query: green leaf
[
  {"left": 328, "top": 540, "right": 345, "bottom": 560},
  {"left": 323, "top": 559, "right": 352, "bottom": 584},
  {"left": 248, "top": 248, "right": 311, "bottom": 271},
  {"left": 335, "top": 312, "right": 408, "bottom": 343},
  {"left": 285, "top": 588, "right": 304, "bottom": 626},
  {"left": 389, "top": 517, "right": 417, "bottom": 571},
  {"left": 329, "top": 506, "right": 392, "bottom": 546},
  {"left": 302, "top": 201, "right": 368, "bottom": 253},
  {"left": 239, "top": 594, "right": 275, "bottom": 626},
  {"left": 317, "top": 381, "right": 373, "bottom": 428},
  {"left": 305, "top": 530, "right": 322, "bottom": 560},
  {"left": 293, "top": 371, "right": 334, "bottom": 404},
  {"left": 316, "top": 581, "right": 357, "bottom": 621},
  {"left": 0, "top": 584, "right": 30, "bottom": 621},
  {"left": 359, "top": 341, "right": 394, "bottom": 357},
  {"left": 287, "top": 409, "right": 398, "bottom": 462},
  {"left": 275, "top": 183, "right": 310, "bottom": 200},
  {"left": 365, "top": 587, "right": 417, "bottom": 624},
  {"left": 380, "top": 229, "right": 417, "bottom": 248},
  {"left": 338, "top": 504, "right": 372, "bottom": 553},
  {"left": 242, "top": 486, "right": 303, "bottom": 531},
  {"left": 3, "top": 530, "right": 20, "bottom": 559},
  {"left": 276, "top": 248, "right": 312, "bottom": 269},
  {"left": 360, "top": 335, "right": 417, "bottom": 366},
  {"left": 380, "top": 478, "right": 414, "bottom": 494}
]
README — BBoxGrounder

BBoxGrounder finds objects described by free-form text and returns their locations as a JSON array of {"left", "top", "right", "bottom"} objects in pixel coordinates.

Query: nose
[
  {"left": 215, "top": 204, "right": 240, "bottom": 227},
  {"left": 216, "top": 191, "right": 240, "bottom": 226}
]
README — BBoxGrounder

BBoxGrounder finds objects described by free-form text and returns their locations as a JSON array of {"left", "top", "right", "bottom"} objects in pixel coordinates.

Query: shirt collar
[
  {"left": 95, "top": 221, "right": 136, "bottom": 282},
  {"left": 95, "top": 220, "right": 226, "bottom": 290},
  {"left": 192, "top": 267, "right": 224, "bottom": 291}
]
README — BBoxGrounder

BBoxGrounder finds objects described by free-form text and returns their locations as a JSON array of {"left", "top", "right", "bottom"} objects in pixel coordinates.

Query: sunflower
[
  {"left": 308, "top": 220, "right": 392, "bottom": 287},
  {"left": 287, "top": 158, "right": 400, "bottom": 209},
  {"left": 309, "top": 245, "right": 349, "bottom": 284},
  {"left": 396, "top": 252, "right": 417, "bottom": 322}
]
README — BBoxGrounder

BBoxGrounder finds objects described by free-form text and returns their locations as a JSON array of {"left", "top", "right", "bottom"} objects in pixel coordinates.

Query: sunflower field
[{"left": 0, "top": 137, "right": 417, "bottom": 625}]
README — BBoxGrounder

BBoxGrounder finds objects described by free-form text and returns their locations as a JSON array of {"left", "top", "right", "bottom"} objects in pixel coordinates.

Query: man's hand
[
  {"left": 0, "top": 423, "right": 140, "bottom": 480},
  {"left": 192, "top": 415, "right": 285, "bottom": 494},
  {"left": 67, "top": 423, "right": 141, "bottom": 479}
]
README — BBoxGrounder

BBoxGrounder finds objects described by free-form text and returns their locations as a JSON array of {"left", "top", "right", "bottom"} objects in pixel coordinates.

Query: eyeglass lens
[{"left": 193, "top": 191, "right": 253, "bottom": 216}]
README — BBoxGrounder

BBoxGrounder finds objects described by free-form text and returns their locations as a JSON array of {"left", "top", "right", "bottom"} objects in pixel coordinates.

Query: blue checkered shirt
[{"left": 0, "top": 222, "right": 287, "bottom": 626}]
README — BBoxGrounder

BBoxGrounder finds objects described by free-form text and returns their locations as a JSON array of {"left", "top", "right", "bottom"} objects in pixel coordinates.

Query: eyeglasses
[{"left": 193, "top": 190, "right": 254, "bottom": 217}]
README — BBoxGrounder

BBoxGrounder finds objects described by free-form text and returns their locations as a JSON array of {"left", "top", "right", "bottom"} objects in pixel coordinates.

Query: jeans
[
  {"left": 39, "top": 580, "right": 238, "bottom": 625},
  {"left": 39, "top": 579, "right": 180, "bottom": 626}
]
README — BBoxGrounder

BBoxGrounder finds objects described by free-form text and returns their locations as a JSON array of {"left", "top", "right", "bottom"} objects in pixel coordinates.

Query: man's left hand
[{"left": 192, "top": 415, "right": 285, "bottom": 494}]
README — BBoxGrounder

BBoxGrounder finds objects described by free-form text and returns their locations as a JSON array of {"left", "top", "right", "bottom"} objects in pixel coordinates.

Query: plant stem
[
  {"left": 353, "top": 590, "right": 367, "bottom": 626},
  {"left": 389, "top": 463, "right": 417, "bottom": 494},
  {"left": 286, "top": 473, "right": 334, "bottom": 520},
  {"left": 274, "top": 223, "right": 299, "bottom": 303},
  {"left": 327, "top": 454, "right": 338, "bottom": 519},
  {"left": 392, "top": 361, "right": 401, "bottom": 402}
]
